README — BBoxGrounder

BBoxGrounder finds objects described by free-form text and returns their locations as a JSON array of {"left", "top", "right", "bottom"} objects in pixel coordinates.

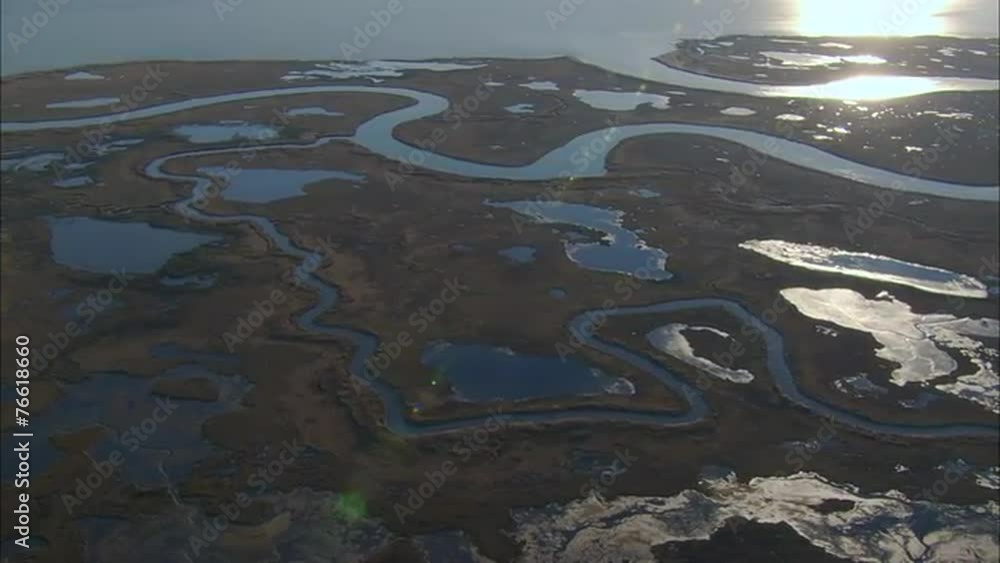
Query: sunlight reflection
[
  {"left": 805, "top": 75, "right": 952, "bottom": 100},
  {"left": 795, "top": 0, "right": 953, "bottom": 36}
]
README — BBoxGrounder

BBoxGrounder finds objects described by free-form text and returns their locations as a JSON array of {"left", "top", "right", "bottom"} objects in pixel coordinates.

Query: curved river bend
[
  {"left": 3, "top": 85, "right": 998, "bottom": 201},
  {"left": 3, "top": 84, "right": 997, "bottom": 439}
]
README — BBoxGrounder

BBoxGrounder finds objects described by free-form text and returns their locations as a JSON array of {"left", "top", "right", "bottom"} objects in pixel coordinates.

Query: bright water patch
[
  {"left": 46, "top": 97, "right": 120, "bottom": 109},
  {"left": 629, "top": 188, "right": 660, "bottom": 198},
  {"left": 285, "top": 106, "right": 344, "bottom": 117},
  {"left": 520, "top": 81, "right": 559, "bottom": 91},
  {"left": 758, "top": 51, "right": 887, "bottom": 67},
  {"left": 64, "top": 71, "right": 105, "bottom": 80},
  {"left": 422, "top": 341, "right": 633, "bottom": 402},
  {"left": 197, "top": 166, "right": 365, "bottom": 203},
  {"left": 52, "top": 176, "right": 93, "bottom": 188},
  {"left": 572, "top": 90, "right": 671, "bottom": 111},
  {"left": 782, "top": 288, "right": 999, "bottom": 412},
  {"left": 282, "top": 60, "right": 485, "bottom": 81},
  {"left": 4, "top": 85, "right": 996, "bottom": 200},
  {"left": 509, "top": 470, "right": 1000, "bottom": 562},
  {"left": 504, "top": 103, "right": 535, "bottom": 114},
  {"left": 499, "top": 246, "right": 536, "bottom": 263},
  {"left": 1, "top": 152, "right": 64, "bottom": 172},
  {"left": 720, "top": 106, "right": 757, "bottom": 116},
  {"left": 647, "top": 324, "right": 754, "bottom": 383},
  {"left": 487, "top": 200, "right": 671, "bottom": 280},
  {"left": 833, "top": 374, "right": 889, "bottom": 398},
  {"left": 48, "top": 217, "right": 221, "bottom": 274},
  {"left": 741, "top": 239, "right": 989, "bottom": 298},
  {"left": 173, "top": 122, "right": 278, "bottom": 144}
]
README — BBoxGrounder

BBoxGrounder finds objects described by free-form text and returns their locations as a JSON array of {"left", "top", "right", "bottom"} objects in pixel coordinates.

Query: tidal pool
[
  {"left": 647, "top": 324, "right": 755, "bottom": 383},
  {"left": 498, "top": 245, "right": 536, "bottom": 263},
  {"left": 48, "top": 217, "right": 221, "bottom": 274},
  {"left": 741, "top": 239, "right": 989, "bottom": 298},
  {"left": 572, "top": 90, "right": 671, "bottom": 111},
  {"left": 196, "top": 166, "right": 365, "bottom": 203},
  {"left": 782, "top": 287, "right": 999, "bottom": 412},
  {"left": 421, "top": 341, "right": 633, "bottom": 402},
  {"left": 487, "top": 200, "right": 671, "bottom": 280},
  {"left": 46, "top": 97, "right": 120, "bottom": 109},
  {"left": 173, "top": 122, "right": 278, "bottom": 143}
]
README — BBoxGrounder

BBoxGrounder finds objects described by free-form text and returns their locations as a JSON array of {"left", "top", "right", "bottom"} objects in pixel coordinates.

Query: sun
[{"left": 794, "top": 0, "right": 953, "bottom": 36}]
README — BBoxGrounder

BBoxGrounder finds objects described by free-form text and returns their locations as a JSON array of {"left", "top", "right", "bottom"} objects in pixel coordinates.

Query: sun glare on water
[{"left": 795, "top": 0, "right": 953, "bottom": 36}]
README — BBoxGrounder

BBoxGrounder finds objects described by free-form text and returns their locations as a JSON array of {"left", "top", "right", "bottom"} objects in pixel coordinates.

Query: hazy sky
[{"left": 2, "top": 0, "right": 998, "bottom": 75}]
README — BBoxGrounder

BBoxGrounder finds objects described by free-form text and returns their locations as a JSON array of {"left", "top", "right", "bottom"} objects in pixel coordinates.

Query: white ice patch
[
  {"left": 740, "top": 239, "right": 989, "bottom": 298},
  {"left": 64, "top": 71, "right": 105, "bottom": 80},
  {"left": 720, "top": 106, "right": 756, "bottom": 116},
  {"left": 647, "top": 324, "right": 754, "bottom": 383},
  {"left": 46, "top": 96, "right": 120, "bottom": 109},
  {"left": 503, "top": 103, "right": 534, "bottom": 114},
  {"left": 519, "top": 80, "right": 559, "bottom": 91},
  {"left": 281, "top": 60, "right": 485, "bottom": 82},
  {"left": 781, "top": 288, "right": 999, "bottom": 411},
  {"left": 510, "top": 471, "right": 999, "bottom": 563},
  {"left": 572, "top": 89, "right": 671, "bottom": 111}
]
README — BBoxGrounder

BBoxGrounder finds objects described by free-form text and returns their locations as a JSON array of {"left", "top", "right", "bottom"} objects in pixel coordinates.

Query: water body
[
  {"left": 282, "top": 60, "right": 485, "bottom": 81},
  {"left": 284, "top": 106, "right": 344, "bottom": 117},
  {"left": 7, "top": 85, "right": 996, "bottom": 200},
  {"left": 4, "top": 0, "right": 997, "bottom": 98},
  {"left": 52, "top": 176, "right": 93, "bottom": 188},
  {"left": 629, "top": 188, "right": 660, "bottom": 198},
  {"left": 173, "top": 123, "right": 279, "bottom": 144},
  {"left": 498, "top": 245, "right": 537, "bottom": 263},
  {"left": 782, "top": 287, "right": 999, "bottom": 412},
  {"left": 64, "top": 70, "right": 105, "bottom": 80},
  {"left": 48, "top": 217, "right": 221, "bottom": 274},
  {"left": 740, "top": 239, "right": 989, "bottom": 298},
  {"left": 422, "top": 342, "right": 632, "bottom": 402},
  {"left": 510, "top": 470, "right": 999, "bottom": 562},
  {"left": 572, "top": 90, "right": 671, "bottom": 111},
  {"left": 0, "top": 152, "right": 65, "bottom": 172},
  {"left": 520, "top": 81, "right": 559, "bottom": 91},
  {"left": 0, "top": 369, "right": 249, "bottom": 485},
  {"left": 647, "top": 324, "right": 755, "bottom": 383},
  {"left": 487, "top": 200, "right": 672, "bottom": 280},
  {"left": 720, "top": 106, "right": 757, "bottom": 116},
  {"left": 196, "top": 166, "right": 365, "bottom": 203},
  {"left": 504, "top": 103, "right": 535, "bottom": 114},
  {"left": 128, "top": 120, "right": 1000, "bottom": 439},
  {"left": 46, "top": 97, "right": 120, "bottom": 109}
]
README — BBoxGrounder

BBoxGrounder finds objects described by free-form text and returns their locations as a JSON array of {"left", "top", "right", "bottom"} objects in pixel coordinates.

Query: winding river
[{"left": 4, "top": 83, "right": 998, "bottom": 439}]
